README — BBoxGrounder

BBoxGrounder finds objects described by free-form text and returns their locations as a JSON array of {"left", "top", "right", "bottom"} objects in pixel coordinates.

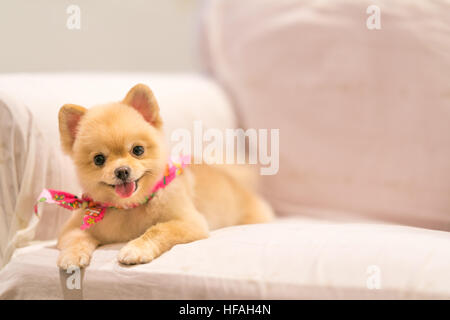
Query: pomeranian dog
[{"left": 56, "top": 83, "right": 273, "bottom": 269}]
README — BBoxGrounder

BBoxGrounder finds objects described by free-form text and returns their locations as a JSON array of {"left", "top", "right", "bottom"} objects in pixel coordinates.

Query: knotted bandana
[{"left": 34, "top": 155, "right": 190, "bottom": 230}]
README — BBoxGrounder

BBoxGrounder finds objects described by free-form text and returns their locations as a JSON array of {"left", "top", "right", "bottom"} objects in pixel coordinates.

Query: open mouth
[
  {"left": 102, "top": 172, "right": 149, "bottom": 199},
  {"left": 114, "top": 180, "right": 138, "bottom": 198},
  {"left": 103, "top": 176, "right": 142, "bottom": 199}
]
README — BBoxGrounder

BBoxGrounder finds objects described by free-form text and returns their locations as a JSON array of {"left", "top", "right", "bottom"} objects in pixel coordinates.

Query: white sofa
[
  {"left": 0, "top": 73, "right": 449, "bottom": 300},
  {"left": 1, "top": 0, "right": 450, "bottom": 299}
]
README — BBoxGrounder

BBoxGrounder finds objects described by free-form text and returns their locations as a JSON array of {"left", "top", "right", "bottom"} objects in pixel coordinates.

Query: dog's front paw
[
  {"left": 58, "top": 249, "right": 91, "bottom": 270},
  {"left": 117, "top": 239, "right": 158, "bottom": 265}
]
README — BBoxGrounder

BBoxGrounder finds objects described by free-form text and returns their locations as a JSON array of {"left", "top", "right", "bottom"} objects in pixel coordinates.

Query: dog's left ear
[{"left": 122, "top": 84, "right": 163, "bottom": 129}]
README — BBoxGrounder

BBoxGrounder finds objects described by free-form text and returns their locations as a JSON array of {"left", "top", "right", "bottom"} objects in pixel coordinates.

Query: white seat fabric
[{"left": 1, "top": 217, "right": 449, "bottom": 299}]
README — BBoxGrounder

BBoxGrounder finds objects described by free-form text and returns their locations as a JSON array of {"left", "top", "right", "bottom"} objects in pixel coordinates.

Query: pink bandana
[{"left": 34, "top": 155, "right": 190, "bottom": 230}]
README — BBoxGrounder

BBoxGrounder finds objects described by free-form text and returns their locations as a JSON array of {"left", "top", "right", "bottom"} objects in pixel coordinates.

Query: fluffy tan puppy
[{"left": 57, "top": 84, "right": 274, "bottom": 269}]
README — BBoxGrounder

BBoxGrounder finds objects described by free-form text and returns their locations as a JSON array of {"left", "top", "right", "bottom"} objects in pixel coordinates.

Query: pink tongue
[{"left": 115, "top": 181, "right": 135, "bottom": 198}]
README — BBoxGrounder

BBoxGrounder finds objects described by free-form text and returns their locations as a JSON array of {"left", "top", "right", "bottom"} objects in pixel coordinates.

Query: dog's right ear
[{"left": 58, "top": 104, "right": 87, "bottom": 154}]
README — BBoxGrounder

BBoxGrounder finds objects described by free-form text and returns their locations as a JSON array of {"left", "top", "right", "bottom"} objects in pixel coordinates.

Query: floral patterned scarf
[{"left": 34, "top": 155, "right": 190, "bottom": 230}]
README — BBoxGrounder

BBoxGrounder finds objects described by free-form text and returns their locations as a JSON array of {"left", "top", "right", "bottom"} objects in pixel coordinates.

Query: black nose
[{"left": 115, "top": 166, "right": 130, "bottom": 181}]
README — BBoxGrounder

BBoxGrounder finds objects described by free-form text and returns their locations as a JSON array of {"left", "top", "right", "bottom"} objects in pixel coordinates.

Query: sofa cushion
[
  {"left": 1, "top": 217, "right": 449, "bottom": 299},
  {"left": 199, "top": 0, "right": 450, "bottom": 231}
]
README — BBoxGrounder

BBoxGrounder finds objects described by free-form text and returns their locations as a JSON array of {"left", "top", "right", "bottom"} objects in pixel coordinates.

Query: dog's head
[{"left": 58, "top": 84, "right": 167, "bottom": 205}]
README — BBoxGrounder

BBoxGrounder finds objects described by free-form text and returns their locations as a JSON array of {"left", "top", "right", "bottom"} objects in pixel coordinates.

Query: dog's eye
[
  {"left": 132, "top": 146, "right": 144, "bottom": 156},
  {"left": 93, "top": 154, "right": 106, "bottom": 166}
]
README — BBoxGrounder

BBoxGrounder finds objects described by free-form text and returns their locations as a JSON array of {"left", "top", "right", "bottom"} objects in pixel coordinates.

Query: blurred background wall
[{"left": 0, "top": 0, "right": 203, "bottom": 73}]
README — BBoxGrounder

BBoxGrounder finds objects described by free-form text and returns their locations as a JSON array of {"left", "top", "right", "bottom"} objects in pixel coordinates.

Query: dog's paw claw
[
  {"left": 117, "top": 240, "right": 157, "bottom": 265},
  {"left": 58, "top": 250, "right": 91, "bottom": 270}
]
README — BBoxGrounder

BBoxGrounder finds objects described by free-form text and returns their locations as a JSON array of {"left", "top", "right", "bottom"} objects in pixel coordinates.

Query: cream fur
[{"left": 56, "top": 84, "right": 274, "bottom": 269}]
